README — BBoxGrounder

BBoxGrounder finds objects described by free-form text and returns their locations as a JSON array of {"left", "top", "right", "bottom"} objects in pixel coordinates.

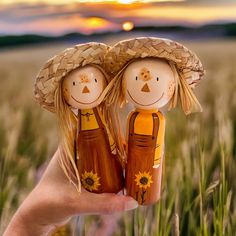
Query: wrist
[{"left": 4, "top": 210, "right": 53, "bottom": 236}]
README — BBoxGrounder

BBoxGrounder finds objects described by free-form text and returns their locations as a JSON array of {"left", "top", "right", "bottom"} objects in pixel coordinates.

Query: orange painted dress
[
  {"left": 125, "top": 108, "right": 165, "bottom": 205},
  {"left": 76, "top": 108, "right": 124, "bottom": 193}
]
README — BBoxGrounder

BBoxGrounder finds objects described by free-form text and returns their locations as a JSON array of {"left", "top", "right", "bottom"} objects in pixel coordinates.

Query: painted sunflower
[
  {"left": 81, "top": 170, "right": 101, "bottom": 192},
  {"left": 134, "top": 171, "right": 153, "bottom": 189}
]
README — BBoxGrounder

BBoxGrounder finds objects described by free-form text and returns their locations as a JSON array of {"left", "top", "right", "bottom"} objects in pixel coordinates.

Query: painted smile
[
  {"left": 127, "top": 90, "right": 164, "bottom": 106},
  {"left": 71, "top": 91, "right": 102, "bottom": 105}
]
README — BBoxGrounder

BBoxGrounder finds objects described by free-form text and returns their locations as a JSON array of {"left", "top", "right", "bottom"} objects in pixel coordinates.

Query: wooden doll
[
  {"left": 105, "top": 37, "right": 205, "bottom": 205},
  {"left": 34, "top": 43, "right": 123, "bottom": 193}
]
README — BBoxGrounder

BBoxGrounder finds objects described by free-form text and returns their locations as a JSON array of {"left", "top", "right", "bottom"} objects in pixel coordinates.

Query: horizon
[{"left": 0, "top": 0, "right": 236, "bottom": 36}]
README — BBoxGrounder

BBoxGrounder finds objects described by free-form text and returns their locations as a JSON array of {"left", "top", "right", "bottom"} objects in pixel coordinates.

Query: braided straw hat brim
[
  {"left": 104, "top": 37, "right": 205, "bottom": 87},
  {"left": 34, "top": 43, "right": 110, "bottom": 112}
]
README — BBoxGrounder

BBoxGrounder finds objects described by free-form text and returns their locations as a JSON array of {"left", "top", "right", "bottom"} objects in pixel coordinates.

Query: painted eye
[
  {"left": 95, "top": 78, "right": 97, "bottom": 83},
  {"left": 135, "top": 76, "right": 138, "bottom": 81},
  {"left": 73, "top": 81, "right": 75, "bottom": 86},
  {"left": 156, "top": 77, "right": 159, "bottom": 81}
]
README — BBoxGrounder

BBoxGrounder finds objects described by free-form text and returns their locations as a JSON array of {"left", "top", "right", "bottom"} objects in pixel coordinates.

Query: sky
[{"left": 0, "top": 0, "right": 235, "bottom": 35}]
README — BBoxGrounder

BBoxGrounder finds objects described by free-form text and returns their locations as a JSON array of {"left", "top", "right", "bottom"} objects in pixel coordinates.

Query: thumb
[{"left": 73, "top": 191, "right": 138, "bottom": 215}]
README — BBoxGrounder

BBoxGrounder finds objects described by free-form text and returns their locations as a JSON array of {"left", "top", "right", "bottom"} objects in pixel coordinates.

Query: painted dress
[
  {"left": 77, "top": 108, "right": 124, "bottom": 193},
  {"left": 125, "top": 108, "right": 165, "bottom": 205}
]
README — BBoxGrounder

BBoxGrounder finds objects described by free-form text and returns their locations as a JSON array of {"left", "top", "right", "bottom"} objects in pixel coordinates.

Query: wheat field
[{"left": 0, "top": 38, "right": 236, "bottom": 235}]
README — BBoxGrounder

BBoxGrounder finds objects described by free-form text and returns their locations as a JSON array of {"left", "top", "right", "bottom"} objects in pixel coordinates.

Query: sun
[
  {"left": 135, "top": 171, "right": 153, "bottom": 189},
  {"left": 118, "top": 0, "right": 136, "bottom": 4},
  {"left": 122, "top": 21, "right": 134, "bottom": 31},
  {"left": 81, "top": 170, "right": 101, "bottom": 192}
]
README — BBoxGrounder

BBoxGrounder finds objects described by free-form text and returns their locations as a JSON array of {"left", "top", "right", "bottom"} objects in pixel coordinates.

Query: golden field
[{"left": 0, "top": 38, "right": 236, "bottom": 235}]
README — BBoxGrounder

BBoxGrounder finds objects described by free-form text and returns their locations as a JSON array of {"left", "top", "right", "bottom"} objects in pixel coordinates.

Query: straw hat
[
  {"left": 34, "top": 42, "right": 110, "bottom": 112},
  {"left": 104, "top": 37, "right": 205, "bottom": 87}
]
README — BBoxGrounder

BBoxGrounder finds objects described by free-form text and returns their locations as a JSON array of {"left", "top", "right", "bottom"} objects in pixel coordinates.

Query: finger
[
  {"left": 39, "top": 149, "right": 138, "bottom": 215},
  {"left": 71, "top": 191, "right": 138, "bottom": 215}
]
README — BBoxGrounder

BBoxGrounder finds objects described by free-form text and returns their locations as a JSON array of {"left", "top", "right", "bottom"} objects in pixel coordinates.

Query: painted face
[
  {"left": 123, "top": 58, "right": 175, "bottom": 110},
  {"left": 62, "top": 65, "right": 106, "bottom": 109}
]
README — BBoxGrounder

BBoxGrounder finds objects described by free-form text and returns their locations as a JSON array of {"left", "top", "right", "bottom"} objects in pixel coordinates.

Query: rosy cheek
[{"left": 167, "top": 80, "right": 176, "bottom": 99}]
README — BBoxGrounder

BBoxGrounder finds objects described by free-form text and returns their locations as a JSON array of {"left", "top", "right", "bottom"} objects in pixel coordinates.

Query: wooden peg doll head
[
  {"left": 62, "top": 65, "right": 107, "bottom": 110},
  {"left": 105, "top": 37, "right": 205, "bottom": 115},
  {"left": 123, "top": 58, "right": 176, "bottom": 110}
]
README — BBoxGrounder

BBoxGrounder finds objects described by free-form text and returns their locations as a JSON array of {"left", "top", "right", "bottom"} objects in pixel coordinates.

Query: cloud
[
  {"left": 0, "top": 1, "right": 235, "bottom": 35},
  {"left": 0, "top": 14, "right": 121, "bottom": 35}
]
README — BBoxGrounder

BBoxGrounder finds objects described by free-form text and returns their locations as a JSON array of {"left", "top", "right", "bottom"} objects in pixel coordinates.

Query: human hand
[{"left": 3, "top": 148, "right": 138, "bottom": 236}]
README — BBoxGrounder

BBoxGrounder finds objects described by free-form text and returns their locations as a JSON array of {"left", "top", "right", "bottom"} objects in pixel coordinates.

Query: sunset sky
[{"left": 0, "top": 0, "right": 235, "bottom": 35}]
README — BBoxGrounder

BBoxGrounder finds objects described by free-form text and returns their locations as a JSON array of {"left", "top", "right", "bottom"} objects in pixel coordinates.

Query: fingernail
[{"left": 125, "top": 199, "right": 138, "bottom": 211}]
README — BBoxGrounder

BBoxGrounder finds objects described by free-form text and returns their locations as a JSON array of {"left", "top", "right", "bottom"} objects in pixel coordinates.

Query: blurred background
[{"left": 0, "top": 0, "right": 236, "bottom": 235}]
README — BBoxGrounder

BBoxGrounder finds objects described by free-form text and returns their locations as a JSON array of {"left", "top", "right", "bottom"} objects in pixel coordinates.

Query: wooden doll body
[
  {"left": 63, "top": 65, "right": 124, "bottom": 193},
  {"left": 126, "top": 109, "right": 165, "bottom": 204},
  {"left": 123, "top": 58, "right": 176, "bottom": 205},
  {"left": 77, "top": 108, "right": 123, "bottom": 193}
]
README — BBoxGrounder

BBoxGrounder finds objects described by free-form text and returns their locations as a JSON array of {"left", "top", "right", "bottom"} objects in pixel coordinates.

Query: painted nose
[
  {"left": 82, "top": 86, "right": 90, "bottom": 93},
  {"left": 141, "top": 83, "right": 150, "bottom": 92}
]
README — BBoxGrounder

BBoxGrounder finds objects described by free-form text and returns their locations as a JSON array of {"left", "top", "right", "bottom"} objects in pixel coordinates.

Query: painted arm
[
  {"left": 153, "top": 112, "right": 166, "bottom": 168},
  {"left": 107, "top": 129, "right": 116, "bottom": 154},
  {"left": 126, "top": 111, "right": 135, "bottom": 153}
]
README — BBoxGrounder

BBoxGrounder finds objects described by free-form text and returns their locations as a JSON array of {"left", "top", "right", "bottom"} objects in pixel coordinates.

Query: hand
[{"left": 3, "top": 148, "right": 138, "bottom": 236}]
